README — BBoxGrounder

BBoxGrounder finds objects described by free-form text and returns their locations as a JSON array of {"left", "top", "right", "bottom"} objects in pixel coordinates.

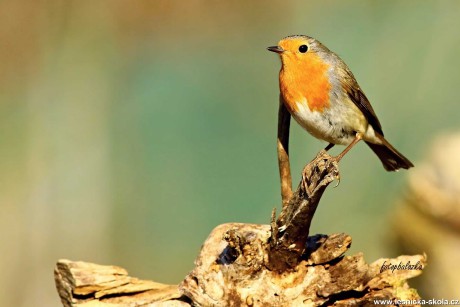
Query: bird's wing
[{"left": 341, "top": 68, "right": 384, "bottom": 136}]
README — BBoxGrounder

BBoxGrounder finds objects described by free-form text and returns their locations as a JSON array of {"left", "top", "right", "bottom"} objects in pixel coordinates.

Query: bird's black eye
[{"left": 299, "top": 45, "right": 308, "bottom": 53}]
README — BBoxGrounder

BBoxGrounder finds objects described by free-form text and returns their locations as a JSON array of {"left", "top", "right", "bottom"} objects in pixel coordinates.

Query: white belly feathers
[{"left": 291, "top": 97, "right": 376, "bottom": 145}]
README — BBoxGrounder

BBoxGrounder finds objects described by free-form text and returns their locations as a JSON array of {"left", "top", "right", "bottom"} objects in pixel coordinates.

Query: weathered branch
[
  {"left": 54, "top": 259, "right": 186, "bottom": 306},
  {"left": 277, "top": 95, "right": 293, "bottom": 208},
  {"left": 268, "top": 150, "right": 339, "bottom": 271}
]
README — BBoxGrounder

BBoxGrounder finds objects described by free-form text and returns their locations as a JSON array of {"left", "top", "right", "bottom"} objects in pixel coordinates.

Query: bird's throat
[{"left": 279, "top": 53, "right": 331, "bottom": 113}]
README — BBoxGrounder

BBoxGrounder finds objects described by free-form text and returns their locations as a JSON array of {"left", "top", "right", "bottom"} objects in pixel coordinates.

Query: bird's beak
[{"left": 267, "top": 46, "right": 284, "bottom": 54}]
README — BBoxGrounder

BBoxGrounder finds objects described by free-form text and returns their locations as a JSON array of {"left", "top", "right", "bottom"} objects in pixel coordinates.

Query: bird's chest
[
  {"left": 279, "top": 63, "right": 334, "bottom": 140},
  {"left": 279, "top": 65, "right": 360, "bottom": 145},
  {"left": 279, "top": 57, "right": 332, "bottom": 114}
]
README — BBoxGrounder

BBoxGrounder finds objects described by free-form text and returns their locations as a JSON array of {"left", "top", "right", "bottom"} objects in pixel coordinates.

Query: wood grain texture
[
  {"left": 277, "top": 95, "right": 293, "bottom": 208},
  {"left": 54, "top": 259, "right": 185, "bottom": 306}
]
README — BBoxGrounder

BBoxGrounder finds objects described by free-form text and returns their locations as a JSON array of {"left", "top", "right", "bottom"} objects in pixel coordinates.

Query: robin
[{"left": 268, "top": 35, "right": 413, "bottom": 171}]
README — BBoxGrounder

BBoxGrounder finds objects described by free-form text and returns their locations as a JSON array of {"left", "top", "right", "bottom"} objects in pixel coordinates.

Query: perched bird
[{"left": 268, "top": 35, "right": 413, "bottom": 171}]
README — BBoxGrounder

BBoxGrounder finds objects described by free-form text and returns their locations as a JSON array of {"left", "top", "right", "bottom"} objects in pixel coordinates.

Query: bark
[{"left": 54, "top": 259, "right": 187, "bottom": 306}]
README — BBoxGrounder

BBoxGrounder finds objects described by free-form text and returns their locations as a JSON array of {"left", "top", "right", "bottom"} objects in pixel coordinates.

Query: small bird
[{"left": 268, "top": 35, "right": 413, "bottom": 171}]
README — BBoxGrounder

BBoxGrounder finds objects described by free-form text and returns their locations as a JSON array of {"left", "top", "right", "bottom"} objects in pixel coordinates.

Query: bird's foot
[
  {"left": 327, "top": 156, "right": 341, "bottom": 187},
  {"left": 301, "top": 150, "right": 341, "bottom": 196},
  {"left": 317, "top": 149, "right": 328, "bottom": 157}
]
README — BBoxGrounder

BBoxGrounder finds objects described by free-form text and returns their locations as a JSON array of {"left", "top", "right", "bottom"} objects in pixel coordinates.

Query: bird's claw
[
  {"left": 327, "top": 156, "right": 341, "bottom": 188},
  {"left": 333, "top": 175, "right": 341, "bottom": 188}
]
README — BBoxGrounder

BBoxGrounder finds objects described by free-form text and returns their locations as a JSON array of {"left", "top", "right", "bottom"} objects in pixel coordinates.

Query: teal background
[{"left": 1, "top": 1, "right": 459, "bottom": 305}]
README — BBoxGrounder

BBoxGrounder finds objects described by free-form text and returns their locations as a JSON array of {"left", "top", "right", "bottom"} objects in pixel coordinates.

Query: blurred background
[{"left": 1, "top": 1, "right": 460, "bottom": 305}]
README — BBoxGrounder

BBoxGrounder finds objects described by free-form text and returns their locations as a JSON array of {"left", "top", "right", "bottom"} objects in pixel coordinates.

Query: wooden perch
[
  {"left": 269, "top": 150, "right": 339, "bottom": 271},
  {"left": 55, "top": 235, "right": 425, "bottom": 306},
  {"left": 55, "top": 153, "right": 425, "bottom": 306},
  {"left": 182, "top": 227, "right": 425, "bottom": 306},
  {"left": 277, "top": 95, "right": 293, "bottom": 208}
]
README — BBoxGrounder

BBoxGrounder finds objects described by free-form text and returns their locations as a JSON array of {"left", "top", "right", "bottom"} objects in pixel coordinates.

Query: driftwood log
[
  {"left": 54, "top": 151, "right": 425, "bottom": 306},
  {"left": 54, "top": 103, "right": 425, "bottom": 306}
]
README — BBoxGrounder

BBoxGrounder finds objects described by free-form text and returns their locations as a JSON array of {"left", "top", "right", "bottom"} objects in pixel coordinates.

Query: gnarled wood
[
  {"left": 277, "top": 95, "right": 293, "bottom": 208},
  {"left": 54, "top": 259, "right": 186, "bottom": 306},
  {"left": 55, "top": 232, "right": 425, "bottom": 306},
  {"left": 54, "top": 151, "right": 425, "bottom": 306},
  {"left": 268, "top": 150, "right": 339, "bottom": 271}
]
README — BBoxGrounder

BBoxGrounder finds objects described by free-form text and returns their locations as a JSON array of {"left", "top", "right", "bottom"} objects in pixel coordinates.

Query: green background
[{"left": 1, "top": 1, "right": 459, "bottom": 305}]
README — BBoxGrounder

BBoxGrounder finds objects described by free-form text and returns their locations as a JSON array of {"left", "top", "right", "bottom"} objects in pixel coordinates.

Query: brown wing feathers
[{"left": 342, "top": 69, "right": 413, "bottom": 171}]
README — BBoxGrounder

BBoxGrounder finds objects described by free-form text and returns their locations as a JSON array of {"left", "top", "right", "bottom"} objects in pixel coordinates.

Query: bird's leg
[
  {"left": 335, "top": 132, "right": 363, "bottom": 162},
  {"left": 324, "top": 143, "right": 335, "bottom": 151},
  {"left": 327, "top": 133, "right": 362, "bottom": 187}
]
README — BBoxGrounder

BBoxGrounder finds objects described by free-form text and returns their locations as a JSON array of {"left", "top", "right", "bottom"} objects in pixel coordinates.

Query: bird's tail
[{"left": 365, "top": 133, "right": 414, "bottom": 171}]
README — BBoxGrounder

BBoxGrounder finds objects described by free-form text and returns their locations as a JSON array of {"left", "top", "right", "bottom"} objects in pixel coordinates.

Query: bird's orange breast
[{"left": 279, "top": 53, "right": 331, "bottom": 113}]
